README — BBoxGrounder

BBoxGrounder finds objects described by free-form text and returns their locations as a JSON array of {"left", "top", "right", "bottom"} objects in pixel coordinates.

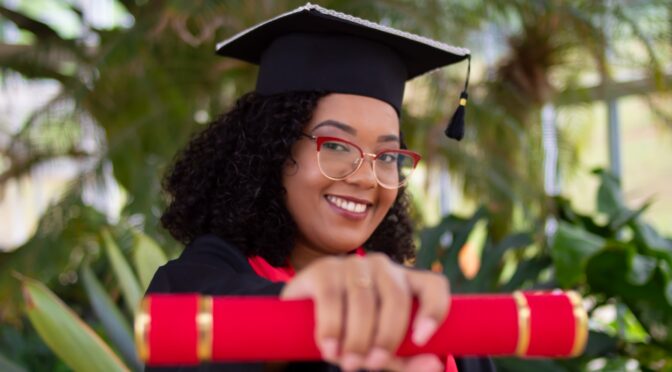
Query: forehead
[{"left": 307, "top": 93, "right": 399, "bottom": 135}]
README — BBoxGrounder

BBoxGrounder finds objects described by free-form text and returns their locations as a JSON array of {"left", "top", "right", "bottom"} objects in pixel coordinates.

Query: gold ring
[
  {"left": 134, "top": 297, "right": 150, "bottom": 362},
  {"left": 197, "top": 296, "right": 213, "bottom": 361},
  {"left": 513, "top": 291, "right": 531, "bottom": 356},
  {"left": 567, "top": 291, "right": 588, "bottom": 357}
]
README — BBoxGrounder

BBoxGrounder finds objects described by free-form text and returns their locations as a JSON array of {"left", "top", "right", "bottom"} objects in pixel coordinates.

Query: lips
[{"left": 325, "top": 194, "right": 371, "bottom": 214}]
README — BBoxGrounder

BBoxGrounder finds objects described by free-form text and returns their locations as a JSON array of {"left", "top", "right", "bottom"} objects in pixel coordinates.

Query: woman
[{"left": 147, "top": 4, "right": 494, "bottom": 372}]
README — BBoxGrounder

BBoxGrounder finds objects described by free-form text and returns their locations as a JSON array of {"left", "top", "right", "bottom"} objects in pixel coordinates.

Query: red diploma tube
[{"left": 135, "top": 291, "right": 588, "bottom": 365}]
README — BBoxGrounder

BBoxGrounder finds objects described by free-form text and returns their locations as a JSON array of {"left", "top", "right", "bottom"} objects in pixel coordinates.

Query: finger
[
  {"left": 401, "top": 354, "right": 445, "bottom": 372},
  {"left": 363, "top": 254, "right": 411, "bottom": 370},
  {"left": 340, "top": 256, "right": 377, "bottom": 371},
  {"left": 280, "top": 259, "right": 344, "bottom": 361},
  {"left": 383, "top": 354, "right": 444, "bottom": 372},
  {"left": 406, "top": 271, "right": 451, "bottom": 346}
]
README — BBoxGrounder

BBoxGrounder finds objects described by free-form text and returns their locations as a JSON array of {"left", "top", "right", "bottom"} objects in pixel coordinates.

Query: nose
[{"left": 345, "top": 153, "right": 377, "bottom": 189}]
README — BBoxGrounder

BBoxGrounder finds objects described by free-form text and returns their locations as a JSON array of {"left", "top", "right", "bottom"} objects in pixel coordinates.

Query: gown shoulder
[{"left": 146, "top": 234, "right": 284, "bottom": 296}]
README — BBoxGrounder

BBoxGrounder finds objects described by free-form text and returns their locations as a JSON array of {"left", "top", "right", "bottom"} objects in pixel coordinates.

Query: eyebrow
[{"left": 312, "top": 120, "right": 400, "bottom": 143}]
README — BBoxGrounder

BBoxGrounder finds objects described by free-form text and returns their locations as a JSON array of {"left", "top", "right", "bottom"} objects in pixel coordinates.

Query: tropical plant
[
  {"left": 416, "top": 169, "right": 672, "bottom": 371},
  {"left": 402, "top": 0, "right": 671, "bottom": 241},
  {"left": 5, "top": 228, "right": 166, "bottom": 372}
]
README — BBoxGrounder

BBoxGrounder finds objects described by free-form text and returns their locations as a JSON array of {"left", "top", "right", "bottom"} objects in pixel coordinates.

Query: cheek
[
  {"left": 376, "top": 188, "right": 398, "bottom": 220},
  {"left": 282, "top": 152, "right": 329, "bottom": 217}
]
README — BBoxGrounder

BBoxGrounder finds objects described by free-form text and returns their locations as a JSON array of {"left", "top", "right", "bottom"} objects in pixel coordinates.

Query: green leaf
[
  {"left": 627, "top": 254, "right": 657, "bottom": 286},
  {"left": 582, "top": 330, "right": 618, "bottom": 356},
  {"left": 551, "top": 222, "right": 605, "bottom": 287},
  {"left": 594, "top": 168, "right": 625, "bottom": 218},
  {"left": 501, "top": 255, "right": 552, "bottom": 292},
  {"left": 586, "top": 246, "right": 672, "bottom": 345},
  {"left": 601, "top": 357, "right": 636, "bottom": 371},
  {"left": 481, "top": 232, "right": 532, "bottom": 276},
  {"left": 620, "top": 306, "right": 650, "bottom": 343},
  {"left": 472, "top": 232, "right": 532, "bottom": 292},
  {"left": 132, "top": 232, "right": 167, "bottom": 291},
  {"left": 416, "top": 214, "right": 469, "bottom": 270},
  {"left": 81, "top": 264, "right": 142, "bottom": 371},
  {"left": 0, "top": 196, "right": 108, "bottom": 322},
  {"left": 20, "top": 276, "right": 129, "bottom": 372},
  {"left": 631, "top": 220, "right": 672, "bottom": 259},
  {"left": 102, "top": 230, "right": 142, "bottom": 315},
  {"left": 608, "top": 198, "right": 652, "bottom": 232},
  {"left": 0, "top": 352, "right": 27, "bottom": 372},
  {"left": 494, "top": 357, "right": 568, "bottom": 372},
  {"left": 442, "top": 207, "right": 488, "bottom": 286}
]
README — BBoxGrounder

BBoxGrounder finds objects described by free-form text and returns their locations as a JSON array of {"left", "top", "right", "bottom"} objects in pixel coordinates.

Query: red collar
[{"left": 248, "top": 247, "right": 366, "bottom": 282}]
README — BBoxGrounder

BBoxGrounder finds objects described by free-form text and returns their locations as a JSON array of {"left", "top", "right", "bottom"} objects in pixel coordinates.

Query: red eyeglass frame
[{"left": 302, "top": 134, "right": 422, "bottom": 189}]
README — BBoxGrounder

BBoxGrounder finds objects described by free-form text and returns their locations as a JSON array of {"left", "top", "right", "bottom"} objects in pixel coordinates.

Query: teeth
[{"left": 327, "top": 195, "right": 368, "bottom": 213}]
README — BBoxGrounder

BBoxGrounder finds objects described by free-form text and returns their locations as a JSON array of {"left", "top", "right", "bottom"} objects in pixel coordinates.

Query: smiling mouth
[{"left": 325, "top": 195, "right": 370, "bottom": 213}]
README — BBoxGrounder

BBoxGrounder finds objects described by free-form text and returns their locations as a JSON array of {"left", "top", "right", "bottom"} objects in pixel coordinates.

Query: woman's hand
[{"left": 280, "top": 252, "right": 450, "bottom": 372}]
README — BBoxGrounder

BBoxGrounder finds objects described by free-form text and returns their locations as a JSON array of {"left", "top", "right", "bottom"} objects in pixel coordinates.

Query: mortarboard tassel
[{"left": 445, "top": 56, "right": 471, "bottom": 141}]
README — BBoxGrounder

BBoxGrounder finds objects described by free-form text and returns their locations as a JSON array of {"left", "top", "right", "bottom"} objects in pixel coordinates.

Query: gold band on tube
[
  {"left": 513, "top": 291, "right": 531, "bottom": 356},
  {"left": 197, "top": 296, "right": 214, "bottom": 361},
  {"left": 566, "top": 291, "right": 588, "bottom": 357},
  {"left": 134, "top": 297, "right": 151, "bottom": 362},
  {"left": 459, "top": 98, "right": 468, "bottom": 106}
]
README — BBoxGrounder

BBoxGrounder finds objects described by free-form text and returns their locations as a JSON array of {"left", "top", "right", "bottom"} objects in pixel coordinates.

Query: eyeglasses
[{"left": 301, "top": 133, "right": 421, "bottom": 189}]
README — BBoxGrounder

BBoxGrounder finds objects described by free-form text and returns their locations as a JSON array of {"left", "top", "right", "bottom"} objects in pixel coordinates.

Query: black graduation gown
[{"left": 145, "top": 234, "right": 495, "bottom": 372}]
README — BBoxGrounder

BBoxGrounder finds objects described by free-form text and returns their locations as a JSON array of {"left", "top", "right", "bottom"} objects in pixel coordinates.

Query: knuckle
[
  {"left": 317, "top": 283, "right": 342, "bottom": 300},
  {"left": 316, "top": 317, "right": 340, "bottom": 338},
  {"left": 379, "top": 277, "right": 410, "bottom": 305},
  {"left": 341, "top": 336, "right": 370, "bottom": 355},
  {"left": 349, "top": 288, "right": 376, "bottom": 309},
  {"left": 315, "top": 305, "right": 341, "bottom": 337},
  {"left": 434, "top": 273, "right": 450, "bottom": 292},
  {"left": 420, "top": 271, "right": 449, "bottom": 290}
]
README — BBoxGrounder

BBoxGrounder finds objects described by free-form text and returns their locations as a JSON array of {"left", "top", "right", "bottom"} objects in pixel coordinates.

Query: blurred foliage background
[{"left": 0, "top": 0, "right": 671, "bottom": 371}]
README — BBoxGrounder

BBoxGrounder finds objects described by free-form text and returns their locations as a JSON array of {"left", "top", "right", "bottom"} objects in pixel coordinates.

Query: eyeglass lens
[{"left": 317, "top": 139, "right": 416, "bottom": 188}]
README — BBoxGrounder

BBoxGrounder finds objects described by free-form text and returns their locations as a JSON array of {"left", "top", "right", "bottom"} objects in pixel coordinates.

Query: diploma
[{"left": 135, "top": 291, "right": 587, "bottom": 365}]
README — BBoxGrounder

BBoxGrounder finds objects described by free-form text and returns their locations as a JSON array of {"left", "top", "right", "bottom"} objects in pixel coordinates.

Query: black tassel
[
  {"left": 445, "top": 91, "right": 467, "bottom": 140},
  {"left": 445, "top": 55, "right": 471, "bottom": 141}
]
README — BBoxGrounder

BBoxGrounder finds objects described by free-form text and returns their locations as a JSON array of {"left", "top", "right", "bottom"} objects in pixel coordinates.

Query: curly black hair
[{"left": 161, "top": 91, "right": 415, "bottom": 266}]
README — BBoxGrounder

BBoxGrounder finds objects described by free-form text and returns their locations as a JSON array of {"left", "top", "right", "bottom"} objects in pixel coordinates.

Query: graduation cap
[{"left": 216, "top": 3, "right": 471, "bottom": 140}]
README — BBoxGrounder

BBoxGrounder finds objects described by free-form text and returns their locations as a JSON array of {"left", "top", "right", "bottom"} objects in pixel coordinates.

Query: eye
[
  {"left": 323, "top": 141, "right": 350, "bottom": 152},
  {"left": 378, "top": 152, "right": 399, "bottom": 163}
]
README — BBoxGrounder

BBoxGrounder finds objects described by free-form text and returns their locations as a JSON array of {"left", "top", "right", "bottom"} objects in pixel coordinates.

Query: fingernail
[
  {"left": 412, "top": 317, "right": 438, "bottom": 345},
  {"left": 364, "top": 347, "right": 390, "bottom": 369},
  {"left": 341, "top": 353, "right": 363, "bottom": 371},
  {"left": 319, "top": 338, "right": 338, "bottom": 360}
]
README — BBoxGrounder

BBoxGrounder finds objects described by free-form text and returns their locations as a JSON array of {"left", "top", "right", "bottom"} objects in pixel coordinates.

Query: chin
[{"left": 323, "top": 233, "right": 370, "bottom": 253}]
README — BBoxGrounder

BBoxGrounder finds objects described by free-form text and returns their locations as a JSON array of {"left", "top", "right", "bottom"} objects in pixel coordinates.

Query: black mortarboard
[{"left": 215, "top": 3, "right": 472, "bottom": 140}]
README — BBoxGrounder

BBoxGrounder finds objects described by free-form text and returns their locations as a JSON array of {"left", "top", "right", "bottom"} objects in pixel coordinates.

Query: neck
[
  {"left": 290, "top": 239, "right": 363, "bottom": 272},
  {"left": 289, "top": 242, "right": 330, "bottom": 272}
]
